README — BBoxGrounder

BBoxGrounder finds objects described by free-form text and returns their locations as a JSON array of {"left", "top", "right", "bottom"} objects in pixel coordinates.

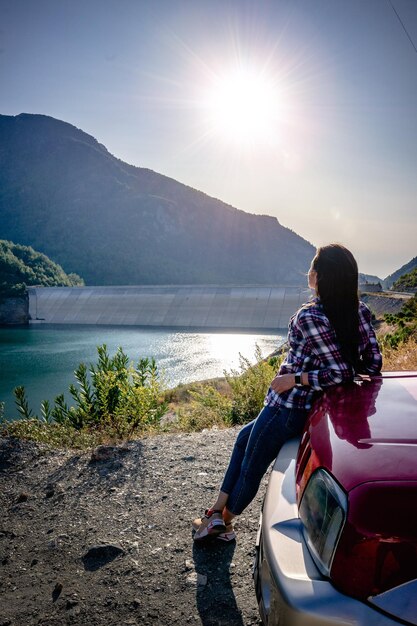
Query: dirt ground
[{"left": 0, "top": 429, "right": 266, "bottom": 626}]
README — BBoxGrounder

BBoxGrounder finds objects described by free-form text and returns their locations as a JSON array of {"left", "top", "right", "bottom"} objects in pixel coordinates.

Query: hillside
[
  {"left": 384, "top": 256, "right": 417, "bottom": 290},
  {"left": 392, "top": 267, "right": 417, "bottom": 293},
  {"left": 0, "top": 240, "right": 83, "bottom": 297},
  {"left": 0, "top": 113, "right": 314, "bottom": 286}
]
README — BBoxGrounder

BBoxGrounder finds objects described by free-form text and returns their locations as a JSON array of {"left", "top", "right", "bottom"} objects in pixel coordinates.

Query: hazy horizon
[{"left": 1, "top": 0, "right": 416, "bottom": 277}]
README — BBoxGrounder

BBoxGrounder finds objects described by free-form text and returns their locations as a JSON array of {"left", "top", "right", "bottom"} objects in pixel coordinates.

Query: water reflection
[{"left": 325, "top": 377, "right": 383, "bottom": 449}]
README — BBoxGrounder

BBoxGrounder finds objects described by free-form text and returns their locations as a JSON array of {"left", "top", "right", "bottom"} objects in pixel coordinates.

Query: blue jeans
[{"left": 220, "top": 404, "right": 308, "bottom": 515}]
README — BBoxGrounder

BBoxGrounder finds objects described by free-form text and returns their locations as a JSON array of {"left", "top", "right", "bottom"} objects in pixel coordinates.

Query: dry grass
[
  {"left": 381, "top": 337, "right": 417, "bottom": 371},
  {"left": 163, "top": 377, "right": 232, "bottom": 409}
]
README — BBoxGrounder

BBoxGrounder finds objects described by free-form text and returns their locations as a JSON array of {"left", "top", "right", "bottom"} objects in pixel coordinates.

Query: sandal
[{"left": 192, "top": 508, "right": 227, "bottom": 541}]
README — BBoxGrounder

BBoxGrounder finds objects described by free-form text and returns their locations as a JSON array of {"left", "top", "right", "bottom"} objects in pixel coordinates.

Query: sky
[{"left": 1, "top": 0, "right": 416, "bottom": 279}]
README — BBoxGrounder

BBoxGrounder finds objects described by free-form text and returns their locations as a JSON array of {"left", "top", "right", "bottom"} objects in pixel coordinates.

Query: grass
[{"left": 380, "top": 336, "right": 417, "bottom": 371}]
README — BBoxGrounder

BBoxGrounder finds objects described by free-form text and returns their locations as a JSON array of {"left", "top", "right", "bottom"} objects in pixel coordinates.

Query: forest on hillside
[
  {"left": 392, "top": 267, "right": 417, "bottom": 292},
  {"left": 0, "top": 240, "right": 84, "bottom": 298}
]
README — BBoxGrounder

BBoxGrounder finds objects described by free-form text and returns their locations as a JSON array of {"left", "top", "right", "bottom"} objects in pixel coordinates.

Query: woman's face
[{"left": 308, "top": 261, "right": 317, "bottom": 290}]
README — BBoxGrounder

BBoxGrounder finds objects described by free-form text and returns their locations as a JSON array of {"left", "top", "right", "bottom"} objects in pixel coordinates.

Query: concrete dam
[{"left": 27, "top": 285, "right": 312, "bottom": 330}]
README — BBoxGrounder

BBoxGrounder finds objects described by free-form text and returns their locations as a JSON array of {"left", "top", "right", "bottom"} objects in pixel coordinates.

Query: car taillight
[{"left": 299, "top": 468, "right": 347, "bottom": 576}]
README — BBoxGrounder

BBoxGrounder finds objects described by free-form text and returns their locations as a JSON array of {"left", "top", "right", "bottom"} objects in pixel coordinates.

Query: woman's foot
[
  {"left": 215, "top": 523, "right": 236, "bottom": 542},
  {"left": 192, "top": 516, "right": 236, "bottom": 542},
  {"left": 192, "top": 508, "right": 227, "bottom": 541}
]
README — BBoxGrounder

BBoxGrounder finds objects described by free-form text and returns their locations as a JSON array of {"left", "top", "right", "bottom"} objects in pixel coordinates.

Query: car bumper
[{"left": 253, "top": 438, "right": 402, "bottom": 626}]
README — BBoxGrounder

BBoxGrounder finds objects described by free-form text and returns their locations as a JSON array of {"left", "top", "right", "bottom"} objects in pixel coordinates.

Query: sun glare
[{"left": 206, "top": 68, "right": 282, "bottom": 145}]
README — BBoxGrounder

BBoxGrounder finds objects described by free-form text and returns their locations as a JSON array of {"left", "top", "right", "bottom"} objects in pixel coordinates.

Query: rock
[
  {"left": 0, "top": 530, "right": 16, "bottom": 539},
  {"left": 52, "top": 582, "right": 63, "bottom": 602},
  {"left": 0, "top": 295, "right": 28, "bottom": 325},
  {"left": 160, "top": 411, "right": 178, "bottom": 426},
  {"left": 185, "top": 571, "right": 207, "bottom": 587},
  {"left": 90, "top": 446, "right": 116, "bottom": 462},
  {"left": 45, "top": 483, "right": 63, "bottom": 498},
  {"left": 82, "top": 543, "right": 125, "bottom": 571},
  {"left": 185, "top": 572, "right": 198, "bottom": 586},
  {"left": 17, "top": 491, "right": 30, "bottom": 503},
  {"left": 65, "top": 596, "right": 79, "bottom": 610}
]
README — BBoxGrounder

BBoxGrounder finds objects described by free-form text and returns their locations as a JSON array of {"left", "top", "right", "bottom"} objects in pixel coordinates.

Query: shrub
[
  {"left": 382, "top": 294, "right": 417, "bottom": 350},
  {"left": 381, "top": 335, "right": 417, "bottom": 371},
  {"left": 178, "top": 385, "right": 233, "bottom": 432},
  {"left": 2, "top": 345, "right": 167, "bottom": 446},
  {"left": 177, "top": 346, "right": 283, "bottom": 431},
  {"left": 225, "top": 347, "right": 280, "bottom": 425}
]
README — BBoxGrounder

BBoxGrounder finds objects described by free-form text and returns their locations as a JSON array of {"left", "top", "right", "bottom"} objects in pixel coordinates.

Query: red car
[{"left": 253, "top": 372, "right": 417, "bottom": 626}]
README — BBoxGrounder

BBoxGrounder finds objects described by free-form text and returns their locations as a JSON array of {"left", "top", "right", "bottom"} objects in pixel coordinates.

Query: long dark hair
[{"left": 312, "top": 243, "right": 360, "bottom": 369}]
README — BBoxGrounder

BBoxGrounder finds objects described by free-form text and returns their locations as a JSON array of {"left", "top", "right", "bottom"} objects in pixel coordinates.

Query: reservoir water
[{"left": 0, "top": 325, "right": 285, "bottom": 419}]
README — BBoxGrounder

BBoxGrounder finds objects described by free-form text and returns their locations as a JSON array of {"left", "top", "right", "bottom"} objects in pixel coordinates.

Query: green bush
[
  {"left": 225, "top": 347, "right": 282, "bottom": 425},
  {"left": 383, "top": 294, "right": 417, "bottom": 350},
  {"left": 2, "top": 345, "right": 167, "bottom": 446},
  {"left": 178, "top": 384, "right": 233, "bottom": 432},
  {"left": 177, "top": 346, "right": 283, "bottom": 431}
]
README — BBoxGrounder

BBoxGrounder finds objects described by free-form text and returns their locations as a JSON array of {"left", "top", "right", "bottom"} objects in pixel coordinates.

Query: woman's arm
[
  {"left": 271, "top": 308, "right": 354, "bottom": 393},
  {"left": 270, "top": 371, "right": 309, "bottom": 394},
  {"left": 358, "top": 303, "right": 382, "bottom": 374}
]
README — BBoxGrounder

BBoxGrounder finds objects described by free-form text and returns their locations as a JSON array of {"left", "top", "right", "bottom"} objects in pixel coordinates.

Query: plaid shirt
[{"left": 265, "top": 299, "right": 382, "bottom": 410}]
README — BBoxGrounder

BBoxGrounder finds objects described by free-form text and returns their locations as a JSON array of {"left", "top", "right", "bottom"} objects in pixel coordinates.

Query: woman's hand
[{"left": 270, "top": 373, "right": 295, "bottom": 394}]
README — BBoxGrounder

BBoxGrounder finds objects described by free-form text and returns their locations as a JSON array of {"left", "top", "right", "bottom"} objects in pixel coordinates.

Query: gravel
[{"left": 0, "top": 429, "right": 266, "bottom": 625}]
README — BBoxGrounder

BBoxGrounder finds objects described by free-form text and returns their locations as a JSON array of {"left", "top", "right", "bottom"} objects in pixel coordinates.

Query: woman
[{"left": 193, "top": 243, "right": 382, "bottom": 542}]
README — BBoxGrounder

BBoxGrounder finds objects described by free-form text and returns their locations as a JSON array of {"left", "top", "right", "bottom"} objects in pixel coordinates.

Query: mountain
[
  {"left": 359, "top": 272, "right": 382, "bottom": 285},
  {"left": 0, "top": 113, "right": 314, "bottom": 286},
  {"left": 384, "top": 256, "right": 417, "bottom": 290},
  {"left": 392, "top": 267, "right": 417, "bottom": 293},
  {"left": 0, "top": 239, "right": 84, "bottom": 297}
]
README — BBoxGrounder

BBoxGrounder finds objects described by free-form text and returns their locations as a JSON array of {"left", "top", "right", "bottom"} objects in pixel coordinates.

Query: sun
[{"left": 205, "top": 68, "right": 282, "bottom": 146}]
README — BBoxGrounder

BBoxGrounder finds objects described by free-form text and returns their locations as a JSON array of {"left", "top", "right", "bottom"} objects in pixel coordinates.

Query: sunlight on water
[
  {"left": 207, "top": 333, "right": 261, "bottom": 362},
  {"left": 0, "top": 326, "right": 285, "bottom": 419}
]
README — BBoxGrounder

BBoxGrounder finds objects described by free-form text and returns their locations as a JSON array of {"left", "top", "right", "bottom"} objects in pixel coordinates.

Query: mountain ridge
[
  {"left": 384, "top": 256, "right": 417, "bottom": 290},
  {"left": 0, "top": 113, "right": 314, "bottom": 286}
]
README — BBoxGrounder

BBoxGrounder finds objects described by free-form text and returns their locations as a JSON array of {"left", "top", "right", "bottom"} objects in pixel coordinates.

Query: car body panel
[
  {"left": 298, "top": 376, "right": 417, "bottom": 494},
  {"left": 295, "top": 376, "right": 417, "bottom": 600},
  {"left": 254, "top": 439, "right": 402, "bottom": 625},
  {"left": 254, "top": 373, "right": 417, "bottom": 625}
]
